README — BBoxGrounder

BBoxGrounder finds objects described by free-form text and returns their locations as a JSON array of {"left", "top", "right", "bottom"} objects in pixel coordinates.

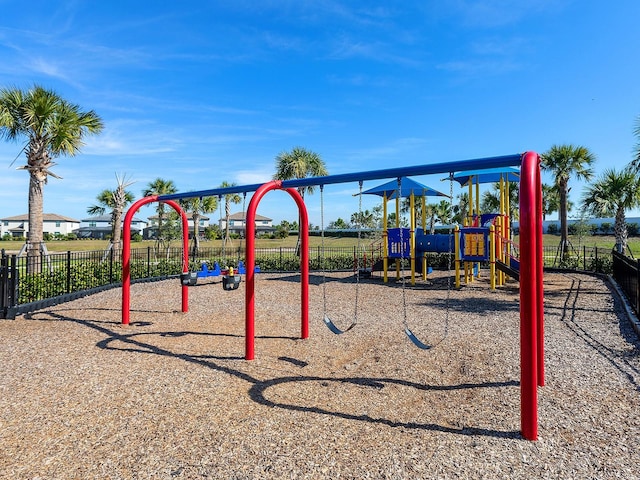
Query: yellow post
[
  {"left": 489, "top": 225, "right": 496, "bottom": 290},
  {"left": 475, "top": 177, "right": 481, "bottom": 277},
  {"left": 383, "top": 193, "right": 388, "bottom": 283},
  {"left": 498, "top": 176, "right": 506, "bottom": 285},
  {"left": 505, "top": 177, "right": 511, "bottom": 265},
  {"left": 410, "top": 193, "right": 416, "bottom": 285},
  {"left": 454, "top": 225, "right": 460, "bottom": 288},
  {"left": 468, "top": 179, "right": 473, "bottom": 225}
]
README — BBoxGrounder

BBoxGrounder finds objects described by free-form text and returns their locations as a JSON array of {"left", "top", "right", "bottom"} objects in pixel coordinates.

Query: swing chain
[
  {"left": 354, "top": 180, "right": 364, "bottom": 323},
  {"left": 320, "top": 185, "right": 328, "bottom": 314},
  {"left": 398, "top": 177, "right": 410, "bottom": 330}
]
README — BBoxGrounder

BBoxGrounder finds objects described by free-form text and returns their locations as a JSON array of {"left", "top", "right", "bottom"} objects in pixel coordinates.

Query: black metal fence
[
  {"left": 1, "top": 243, "right": 637, "bottom": 319},
  {"left": 542, "top": 244, "right": 613, "bottom": 273},
  {"left": 0, "top": 245, "right": 373, "bottom": 319},
  {"left": 612, "top": 250, "right": 640, "bottom": 315}
]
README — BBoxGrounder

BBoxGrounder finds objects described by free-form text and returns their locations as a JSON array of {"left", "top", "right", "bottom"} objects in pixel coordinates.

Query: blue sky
[{"left": 1, "top": 0, "right": 639, "bottom": 226}]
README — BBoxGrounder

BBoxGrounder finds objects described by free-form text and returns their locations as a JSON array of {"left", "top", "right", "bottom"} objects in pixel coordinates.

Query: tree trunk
[
  {"left": 614, "top": 207, "right": 628, "bottom": 254},
  {"left": 558, "top": 180, "right": 569, "bottom": 259},
  {"left": 192, "top": 213, "right": 200, "bottom": 257},
  {"left": 111, "top": 209, "right": 123, "bottom": 257},
  {"left": 27, "top": 171, "right": 45, "bottom": 274},
  {"left": 224, "top": 200, "right": 231, "bottom": 249}
]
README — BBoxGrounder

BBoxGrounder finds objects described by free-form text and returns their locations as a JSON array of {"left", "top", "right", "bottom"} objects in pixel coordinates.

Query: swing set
[{"left": 120, "top": 151, "right": 544, "bottom": 440}]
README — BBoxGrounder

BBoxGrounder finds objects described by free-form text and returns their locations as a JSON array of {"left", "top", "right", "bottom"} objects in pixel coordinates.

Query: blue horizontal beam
[{"left": 158, "top": 153, "right": 524, "bottom": 201}]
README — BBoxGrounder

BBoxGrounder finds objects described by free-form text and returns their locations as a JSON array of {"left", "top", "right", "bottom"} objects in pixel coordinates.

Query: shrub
[{"left": 546, "top": 224, "right": 559, "bottom": 235}]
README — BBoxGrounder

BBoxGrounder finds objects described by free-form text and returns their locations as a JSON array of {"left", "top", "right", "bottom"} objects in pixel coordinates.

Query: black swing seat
[
  {"left": 222, "top": 274, "right": 241, "bottom": 291},
  {"left": 404, "top": 327, "right": 431, "bottom": 350},
  {"left": 323, "top": 314, "right": 356, "bottom": 335},
  {"left": 180, "top": 271, "right": 198, "bottom": 286}
]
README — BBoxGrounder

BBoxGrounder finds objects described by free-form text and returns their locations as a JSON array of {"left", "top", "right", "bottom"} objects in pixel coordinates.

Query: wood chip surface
[{"left": 0, "top": 271, "right": 639, "bottom": 479}]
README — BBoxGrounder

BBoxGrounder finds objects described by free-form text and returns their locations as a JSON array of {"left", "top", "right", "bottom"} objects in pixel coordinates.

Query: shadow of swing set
[{"left": 120, "top": 152, "right": 544, "bottom": 441}]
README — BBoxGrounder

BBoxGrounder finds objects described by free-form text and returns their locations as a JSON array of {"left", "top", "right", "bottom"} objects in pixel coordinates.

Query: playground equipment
[
  {"left": 362, "top": 176, "right": 449, "bottom": 285},
  {"left": 120, "top": 152, "right": 544, "bottom": 440},
  {"left": 450, "top": 167, "right": 520, "bottom": 289},
  {"left": 197, "top": 261, "right": 222, "bottom": 279},
  {"left": 319, "top": 183, "right": 363, "bottom": 335}
]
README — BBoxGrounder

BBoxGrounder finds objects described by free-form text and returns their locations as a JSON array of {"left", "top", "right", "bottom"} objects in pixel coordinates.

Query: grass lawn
[{"left": 1, "top": 233, "right": 640, "bottom": 256}]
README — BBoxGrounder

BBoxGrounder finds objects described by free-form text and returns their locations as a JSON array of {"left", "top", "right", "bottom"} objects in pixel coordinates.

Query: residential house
[
  {"left": 220, "top": 211, "right": 274, "bottom": 237},
  {"left": 75, "top": 215, "right": 148, "bottom": 239},
  {"left": 144, "top": 214, "right": 212, "bottom": 239},
  {"left": 0, "top": 213, "right": 80, "bottom": 239}
]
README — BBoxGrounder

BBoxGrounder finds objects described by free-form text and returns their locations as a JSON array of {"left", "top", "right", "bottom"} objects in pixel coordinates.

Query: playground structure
[
  {"left": 362, "top": 167, "right": 521, "bottom": 289},
  {"left": 120, "top": 152, "right": 543, "bottom": 440}
]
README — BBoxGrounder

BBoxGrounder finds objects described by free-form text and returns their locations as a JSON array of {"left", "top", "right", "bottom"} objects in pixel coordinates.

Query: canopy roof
[
  {"left": 361, "top": 176, "right": 449, "bottom": 199},
  {"left": 451, "top": 166, "right": 520, "bottom": 186}
]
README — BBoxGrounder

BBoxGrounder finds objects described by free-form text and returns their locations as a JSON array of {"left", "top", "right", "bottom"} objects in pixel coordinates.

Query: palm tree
[
  {"left": 581, "top": 168, "right": 640, "bottom": 254},
  {"left": 87, "top": 173, "right": 135, "bottom": 254},
  {"left": 0, "top": 85, "right": 103, "bottom": 271},
  {"left": 274, "top": 147, "right": 328, "bottom": 251},
  {"left": 434, "top": 200, "right": 452, "bottom": 227},
  {"left": 179, "top": 196, "right": 217, "bottom": 256},
  {"left": 273, "top": 147, "right": 328, "bottom": 197},
  {"left": 480, "top": 181, "right": 520, "bottom": 221},
  {"left": 630, "top": 115, "right": 640, "bottom": 173},
  {"left": 142, "top": 178, "right": 177, "bottom": 250},
  {"left": 541, "top": 144, "right": 596, "bottom": 257},
  {"left": 350, "top": 209, "right": 375, "bottom": 229},
  {"left": 541, "top": 184, "right": 559, "bottom": 221},
  {"left": 452, "top": 192, "right": 470, "bottom": 225},
  {"left": 218, "top": 181, "right": 242, "bottom": 249}
]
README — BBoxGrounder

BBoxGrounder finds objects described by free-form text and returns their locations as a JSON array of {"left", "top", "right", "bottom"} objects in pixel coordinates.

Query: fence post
[
  {"left": 637, "top": 258, "right": 640, "bottom": 315},
  {"left": 595, "top": 248, "right": 598, "bottom": 273},
  {"left": 279, "top": 247, "right": 283, "bottom": 272},
  {"left": 1, "top": 251, "right": 6, "bottom": 318},
  {"left": 109, "top": 246, "right": 114, "bottom": 284},
  {"left": 66, "top": 251, "right": 72, "bottom": 294},
  {"left": 147, "top": 246, "right": 151, "bottom": 278}
]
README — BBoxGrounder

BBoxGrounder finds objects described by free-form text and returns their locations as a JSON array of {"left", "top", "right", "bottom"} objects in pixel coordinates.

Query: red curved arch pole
[
  {"left": 519, "top": 150, "right": 544, "bottom": 440},
  {"left": 245, "top": 181, "right": 309, "bottom": 360},
  {"left": 122, "top": 196, "right": 190, "bottom": 325}
]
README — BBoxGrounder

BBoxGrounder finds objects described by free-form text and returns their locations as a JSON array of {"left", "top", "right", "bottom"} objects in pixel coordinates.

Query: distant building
[
  {"left": 144, "top": 214, "right": 212, "bottom": 239},
  {"left": 75, "top": 215, "right": 148, "bottom": 239},
  {"left": 0, "top": 213, "right": 80, "bottom": 239},
  {"left": 220, "top": 211, "right": 274, "bottom": 236}
]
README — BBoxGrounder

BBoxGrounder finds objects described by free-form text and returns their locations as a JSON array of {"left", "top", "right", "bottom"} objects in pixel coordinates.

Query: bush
[
  {"left": 546, "top": 224, "right": 559, "bottom": 235},
  {"left": 627, "top": 223, "right": 639, "bottom": 236}
]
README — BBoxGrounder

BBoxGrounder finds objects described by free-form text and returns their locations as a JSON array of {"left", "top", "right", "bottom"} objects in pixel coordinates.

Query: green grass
[{"left": 2, "top": 233, "right": 640, "bottom": 255}]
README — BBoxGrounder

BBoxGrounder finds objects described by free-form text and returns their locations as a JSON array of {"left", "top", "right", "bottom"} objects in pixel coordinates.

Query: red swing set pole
[
  {"left": 122, "top": 196, "right": 190, "bottom": 325},
  {"left": 245, "top": 181, "right": 309, "bottom": 360},
  {"left": 519, "top": 151, "right": 545, "bottom": 440}
]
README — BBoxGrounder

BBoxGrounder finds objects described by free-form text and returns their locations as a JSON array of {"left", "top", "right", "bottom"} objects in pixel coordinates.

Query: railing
[
  {"left": 612, "top": 250, "right": 640, "bottom": 315},
  {"left": 542, "top": 245, "right": 613, "bottom": 273},
  {"left": 0, "top": 245, "right": 364, "bottom": 318},
  {"left": 1, "top": 243, "right": 636, "bottom": 319}
]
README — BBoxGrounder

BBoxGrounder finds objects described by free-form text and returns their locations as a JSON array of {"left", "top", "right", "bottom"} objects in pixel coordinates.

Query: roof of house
[
  {"left": 147, "top": 214, "right": 210, "bottom": 221},
  {"left": 81, "top": 215, "right": 147, "bottom": 223},
  {"left": 80, "top": 215, "right": 112, "bottom": 222},
  {"left": 227, "top": 211, "right": 271, "bottom": 221},
  {"left": 1, "top": 213, "right": 80, "bottom": 222}
]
